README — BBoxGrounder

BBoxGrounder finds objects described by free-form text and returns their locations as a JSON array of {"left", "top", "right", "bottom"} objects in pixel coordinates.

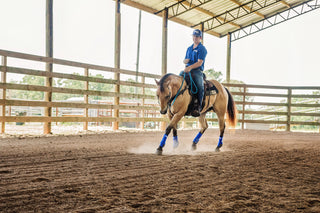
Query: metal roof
[{"left": 121, "top": 0, "right": 320, "bottom": 41}]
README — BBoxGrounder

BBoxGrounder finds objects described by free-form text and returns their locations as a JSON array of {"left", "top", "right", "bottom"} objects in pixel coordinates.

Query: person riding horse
[{"left": 180, "top": 29, "right": 207, "bottom": 117}]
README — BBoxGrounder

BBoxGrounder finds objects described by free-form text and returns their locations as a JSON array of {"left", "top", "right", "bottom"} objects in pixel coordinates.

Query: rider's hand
[
  {"left": 183, "top": 59, "right": 190, "bottom": 64},
  {"left": 184, "top": 66, "right": 192, "bottom": 73}
]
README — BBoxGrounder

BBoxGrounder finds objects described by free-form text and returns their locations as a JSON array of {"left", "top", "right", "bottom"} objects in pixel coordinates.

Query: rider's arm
[
  {"left": 185, "top": 59, "right": 203, "bottom": 71},
  {"left": 184, "top": 47, "right": 191, "bottom": 65}
]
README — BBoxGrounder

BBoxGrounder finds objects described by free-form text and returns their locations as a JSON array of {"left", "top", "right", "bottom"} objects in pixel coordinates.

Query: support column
[
  {"left": 113, "top": 0, "right": 121, "bottom": 130},
  {"left": 1, "top": 56, "right": 7, "bottom": 134},
  {"left": 161, "top": 8, "right": 168, "bottom": 76},
  {"left": 226, "top": 33, "right": 231, "bottom": 83},
  {"left": 161, "top": 8, "right": 168, "bottom": 131},
  {"left": 201, "top": 22, "right": 204, "bottom": 44},
  {"left": 44, "top": 0, "right": 53, "bottom": 134}
]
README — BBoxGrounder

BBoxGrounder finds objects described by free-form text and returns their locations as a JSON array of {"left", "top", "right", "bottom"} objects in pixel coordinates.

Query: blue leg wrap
[
  {"left": 193, "top": 132, "right": 203, "bottom": 144},
  {"left": 217, "top": 136, "right": 223, "bottom": 148},
  {"left": 160, "top": 134, "right": 168, "bottom": 148},
  {"left": 173, "top": 136, "right": 179, "bottom": 148}
]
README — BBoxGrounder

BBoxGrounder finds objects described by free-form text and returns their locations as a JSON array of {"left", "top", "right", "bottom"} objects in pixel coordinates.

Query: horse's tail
[{"left": 225, "top": 87, "right": 237, "bottom": 128}]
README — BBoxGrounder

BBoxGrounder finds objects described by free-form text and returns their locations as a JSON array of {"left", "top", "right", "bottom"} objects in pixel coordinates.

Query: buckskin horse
[{"left": 155, "top": 73, "right": 237, "bottom": 155}]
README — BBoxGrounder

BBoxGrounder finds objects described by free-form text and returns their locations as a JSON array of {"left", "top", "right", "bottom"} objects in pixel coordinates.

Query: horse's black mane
[{"left": 159, "top": 73, "right": 174, "bottom": 92}]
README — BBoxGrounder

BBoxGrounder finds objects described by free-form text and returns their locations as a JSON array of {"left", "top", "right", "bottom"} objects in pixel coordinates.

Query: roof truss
[
  {"left": 229, "top": 0, "right": 320, "bottom": 41},
  {"left": 121, "top": 0, "right": 319, "bottom": 41},
  {"left": 192, "top": 0, "right": 284, "bottom": 31},
  {"left": 155, "top": 0, "right": 213, "bottom": 18}
]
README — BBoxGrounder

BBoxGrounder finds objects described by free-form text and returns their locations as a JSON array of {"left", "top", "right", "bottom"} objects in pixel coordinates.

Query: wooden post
[
  {"left": 44, "top": 0, "right": 53, "bottom": 134},
  {"left": 84, "top": 68, "right": 89, "bottom": 130},
  {"left": 201, "top": 22, "right": 204, "bottom": 44},
  {"left": 140, "top": 76, "right": 145, "bottom": 130},
  {"left": 1, "top": 56, "right": 7, "bottom": 133},
  {"left": 286, "top": 88, "right": 292, "bottom": 131},
  {"left": 113, "top": 0, "right": 121, "bottom": 130},
  {"left": 162, "top": 8, "right": 168, "bottom": 76},
  {"left": 160, "top": 8, "right": 168, "bottom": 131},
  {"left": 55, "top": 107, "right": 58, "bottom": 125},
  {"left": 226, "top": 33, "right": 231, "bottom": 83},
  {"left": 242, "top": 86, "right": 246, "bottom": 129}
]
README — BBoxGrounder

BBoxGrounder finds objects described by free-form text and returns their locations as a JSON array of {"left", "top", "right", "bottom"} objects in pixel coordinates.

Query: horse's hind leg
[
  {"left": 192, "top": 113, "right": 208, "bottom": 150},
  {"left": 216, "top": 111, "right": 226, "bottom": 152}
]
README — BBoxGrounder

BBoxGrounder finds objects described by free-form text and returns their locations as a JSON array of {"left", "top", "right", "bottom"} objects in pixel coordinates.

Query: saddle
[{"left": 183, "top": 72, "right": 218, "bottom": 116}]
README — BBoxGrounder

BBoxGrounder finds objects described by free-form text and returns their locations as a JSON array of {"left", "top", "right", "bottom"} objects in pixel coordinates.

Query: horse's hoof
[
  {"left": 156, "top": 147, "right": 163, "bottom": 155},
  {"left": 191, "top": 142, "right": 197, "bottom": 151},
  {"left": 215, "top": 147, "right": 220, "bottom": 152}
]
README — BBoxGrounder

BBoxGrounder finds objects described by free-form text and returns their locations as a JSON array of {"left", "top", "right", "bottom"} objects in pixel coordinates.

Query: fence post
[
  {"left": 160, "top": 8, "right": 168, "bottom": 131},
  {"left": 1, "top": 56, "right": 7, "bottom": 133},
  {"left": 286, "top": 88, "right": 292, "bottom": 131},
  {"left": 44, "top": 0, "right": 53, "bottom": 134},
  {"left": 84, "top": 68, "right": 89, "bottom": 130},
  {"left": 140, "top": 76, "right": 145, "bottom": 130},
  {"left": 242, "top": 85, "right": 246, "bottom": 130},
  {"left": 113, "top": 0, "right": 121, "bottom": 130}
]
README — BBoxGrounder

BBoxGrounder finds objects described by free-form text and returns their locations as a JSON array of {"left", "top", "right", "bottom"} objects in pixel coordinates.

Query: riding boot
[{"left": 191, "top": 99, "right": 202, "bottom": 117}]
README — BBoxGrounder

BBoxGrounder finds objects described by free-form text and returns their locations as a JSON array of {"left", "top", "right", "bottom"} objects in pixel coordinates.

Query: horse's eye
[{"left": 165, "top": 95, "right": 170, "bottom": 99}]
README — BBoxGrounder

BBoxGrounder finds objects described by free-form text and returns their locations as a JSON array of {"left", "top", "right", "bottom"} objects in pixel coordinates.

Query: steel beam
[
  {"left": 156, "top": 0, "right": 213, "bottom": 18},
  {"left": 157, "top": 0, "right": 240, "bottom": 29},
  {"left": 193, "top": 0, "right": 285, "bottom": 32},
  {"left": 228, "top": 0, "right": 265, "bottom": 18},
  {"left": 121, "top": 0, "right": 221, "bottom": 37},
  {"left": 229, "top": 0, "right": 320, "bottom": 41}
]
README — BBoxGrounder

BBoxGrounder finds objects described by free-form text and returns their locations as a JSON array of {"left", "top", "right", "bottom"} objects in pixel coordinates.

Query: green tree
[
  {"left": 204, "top": 68, "right": 223, "bottom": 82},
  {"left": 89, "top": 73, "right": 114, "bottom": 100},
  {"left": 10, "top": 75, "right": 45, "bottom": 100}
]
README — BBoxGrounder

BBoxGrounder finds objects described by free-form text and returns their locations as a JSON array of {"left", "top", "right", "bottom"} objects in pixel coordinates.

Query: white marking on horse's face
[{"left": 156, "top": 85, "right": 171, "bottom": 114}]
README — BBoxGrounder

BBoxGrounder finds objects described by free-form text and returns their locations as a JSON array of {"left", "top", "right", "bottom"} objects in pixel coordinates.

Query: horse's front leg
[
  {"left": 167, "top": 114, "right": 179, "bottom": 149},
  {"left": 192, "top": 113, "right": 208, "bottom": 151},
  {"left": 172, "top": 123, "right": 179, "bottom": 149},
  {"left": 156, "top": 113, "right": 184, "bottom": 155}
]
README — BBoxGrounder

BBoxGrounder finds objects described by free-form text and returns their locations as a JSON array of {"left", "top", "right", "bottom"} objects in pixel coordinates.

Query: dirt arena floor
[{"left": 0, "top": 129, "right": 319, "bottom": 213}]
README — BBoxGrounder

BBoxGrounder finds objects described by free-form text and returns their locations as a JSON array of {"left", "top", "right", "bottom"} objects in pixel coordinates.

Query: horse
[{"left": 155, "top": 73, "right": 237, "bottom": 155}]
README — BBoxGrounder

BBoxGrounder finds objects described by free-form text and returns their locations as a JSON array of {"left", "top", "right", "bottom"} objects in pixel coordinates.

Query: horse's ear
[{"left": 155, "top": 79, "right": 160, "bottom": 85}]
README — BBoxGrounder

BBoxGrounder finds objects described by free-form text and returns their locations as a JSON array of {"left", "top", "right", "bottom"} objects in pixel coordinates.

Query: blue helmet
[{"left": 192, "top": 29, "right": 202, "bottom": 37}]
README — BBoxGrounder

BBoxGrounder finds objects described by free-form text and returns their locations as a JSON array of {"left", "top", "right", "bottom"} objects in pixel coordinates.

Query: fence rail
[
  {"left": 0, "top": 49, "right": 319, "bottom": 134},
  {"left": 224, "top": 83, "right": 320, "bottom": 131}
]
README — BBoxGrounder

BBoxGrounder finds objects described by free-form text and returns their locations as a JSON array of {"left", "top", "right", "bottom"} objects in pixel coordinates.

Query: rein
[
  {"left": 169, "top": 73, "right": 186, "bottom": 107},
  {"left": 168, "top": 72, "right": 199, "bottom": 107},
  {"left": 188, "top": 72, "right": 198, "bottom": 94}
]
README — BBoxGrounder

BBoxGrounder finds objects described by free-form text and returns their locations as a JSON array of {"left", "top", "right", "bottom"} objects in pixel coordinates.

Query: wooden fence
[
  {"left": 0, "top": 49, "right": 319, "bottom": 134},
  {"left": 223, "top": 83, "right": 320, "bottom": 131},
  {"left": 0, "top": 49, "right": 164, "bottom": 134}
]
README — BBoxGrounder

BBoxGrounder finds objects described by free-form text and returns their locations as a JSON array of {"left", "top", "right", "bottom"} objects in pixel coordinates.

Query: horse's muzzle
[{"left": 160, "top": 108, "right": 167, "bottom": 114}]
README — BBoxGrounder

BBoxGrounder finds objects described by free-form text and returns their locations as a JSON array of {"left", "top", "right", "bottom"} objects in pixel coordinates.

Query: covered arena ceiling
[{"left": 121, "top": 0, "right": 320, "bottom": 41}]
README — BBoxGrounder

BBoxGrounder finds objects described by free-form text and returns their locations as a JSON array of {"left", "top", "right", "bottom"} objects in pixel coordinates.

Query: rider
[{"left": 181, "top": 29, "right": 207, "bottom": 116}]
